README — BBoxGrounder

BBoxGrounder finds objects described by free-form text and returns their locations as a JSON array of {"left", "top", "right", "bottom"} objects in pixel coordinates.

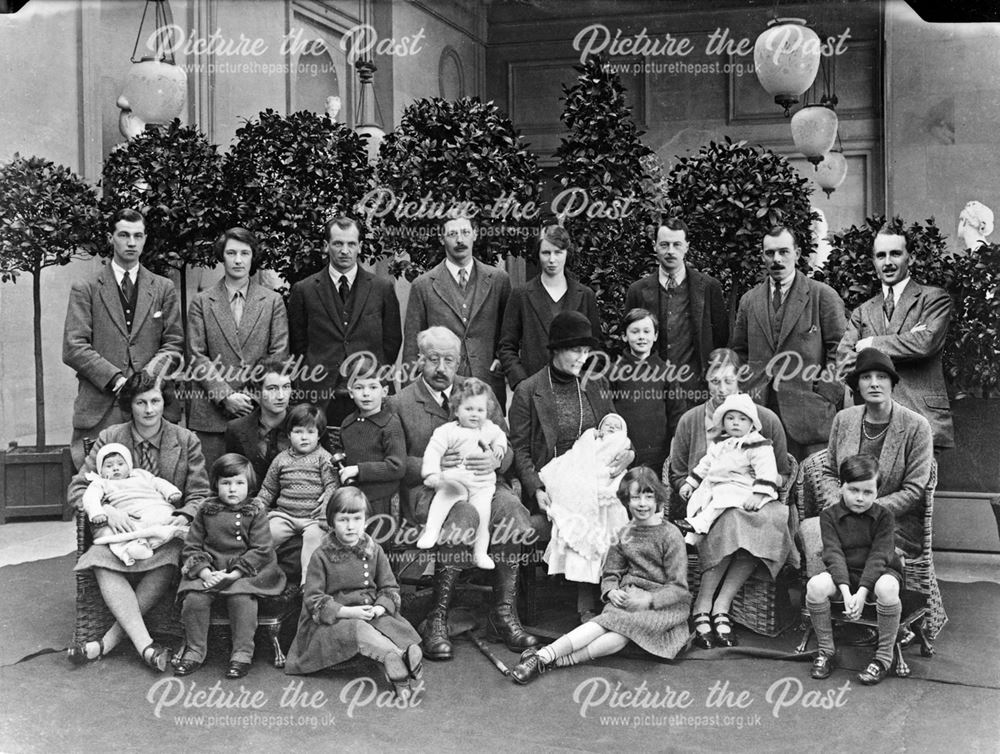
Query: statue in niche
[
  {"left": 326, "top": 95, "right": 342, "bottom": 123},
  {"left": 116, "top": 95, "right": 146, "bottom": 141},
  {"left": 957, "top": 200, "right": 993, "bottom": 252}
]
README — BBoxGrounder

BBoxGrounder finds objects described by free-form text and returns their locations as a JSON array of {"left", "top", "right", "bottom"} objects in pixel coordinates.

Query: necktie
[
  {"left": 338, "top": 275, "right": 350, "bottom": 303},
  {"left": 231, "top": 290, "right": 244, "bottom": 328},
  {"left": 121, "top": 270, "right": 134, "bottom": 301},
  {"left": 136, "top": 441, "right": 159, "bottom": 477},
  {"left": 884, "top": 288, "right": 895, "bottom": 322},
  {"left": 458, "top": 267, "right": 468, "bottom": 292},
  {"left": 771, "top": 283, "right": 782, "bottom": 312},
  {"left": 439, "top": 391, "right": 449, "bottom": 410},
  {"left": 664, "top": 275, "right": 676, "bottom": 292}
]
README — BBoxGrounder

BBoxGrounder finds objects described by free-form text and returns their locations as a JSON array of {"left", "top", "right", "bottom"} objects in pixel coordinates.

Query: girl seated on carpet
[
  {"left": 509, "top": 467, "right": 691, "bottom": 684},
  {"left": 284, "top": 487, "right": 423, "bottom": 700},
  {"left": 173, "top": 454, "right": 287, "bottom": 679}
]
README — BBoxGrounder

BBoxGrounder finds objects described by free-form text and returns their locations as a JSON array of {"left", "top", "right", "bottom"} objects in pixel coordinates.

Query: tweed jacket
[
  {"left": 624, "top": 264, "right": 729, "bottom": 381},
  {"left": 223, "top": 408, "right": 286, "bottom": 493},
  {"left": 508, "top": 366, "right": 617, "bottom": 500},
  {"left": 385, "top": 375, "right": 513, "bottom": 493},
  {"left": 186, "top": 279, "right": 289, "bottom": 433},
  {"left": 821, "top": 401, "right": 933, "bottom": 559},
  {"left": 402, "top": 258, "right": 511, "bottom": 384},
  {"left": 731, "top": 270, "right": 846, "bottom": 445},
  {"left": 62, "top": 262, "right": 183, "bottom": 429},
  {"left": 837, "top": 280, "right": 954, "bottom": 449},
  {"left": 287, "top": 266, "right": 402, "bottom": 396},
  {"left": 67, "top": 420, "right": 211, "bottom": 519},
  {"left": 498, "top": 274, "right": 602, "bottom": 389}
]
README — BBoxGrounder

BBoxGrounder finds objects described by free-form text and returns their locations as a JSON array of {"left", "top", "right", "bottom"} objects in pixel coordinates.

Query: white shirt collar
[
  {"left": 422, "top": 379, "right": 452, "bottom": 404},
  {"left": 883, "top": 276, "right": 910, "bottom": 301},
  {"left": 110, "top": 261, "right": 138, "bottom": 286},
  {"left": 224, "top": 279, "right": 250, "bottom": 300},
  {"left": 328, "top": 264, "right": 358, "bottom": 289},
  {"left": 771, "top": 273, "right": 794, "bottom": 297},
  {"left": 658, "top": 265, "right": 686, "bottom": 289},
  {"left": 445, "top": 258, "right": 473, "bottom": 285}
]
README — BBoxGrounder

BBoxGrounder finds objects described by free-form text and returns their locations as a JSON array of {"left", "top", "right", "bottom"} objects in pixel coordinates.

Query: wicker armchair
[
  {"left": 664, "top": 452, "right": 801, "bottom": 637},
  {"left": 794, "top": 449, "right": 946, "bottom": 640}
]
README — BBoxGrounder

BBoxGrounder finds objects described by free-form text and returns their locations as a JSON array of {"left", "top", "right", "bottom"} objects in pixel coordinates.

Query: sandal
[
  {"left": 67, "top": 638, "right": 105, "bottom": 666},
  {"left": 141, "top": 642, "right": 173, "bottom": 673},
  {"left": 691, "top": 613, "right": 714, "bottom": 650},
  {"left": 711, "top": 612, "right": 738, "bottom": 648}
]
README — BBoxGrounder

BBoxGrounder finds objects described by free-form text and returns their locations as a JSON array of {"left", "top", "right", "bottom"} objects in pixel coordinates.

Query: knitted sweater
[
  {"left": 253, "top": 446, "right": 337, "bottom": 518},
  {"left": 599, "top": 521, "right": 689, "bottom": 609},
  {"left": 339, "top": 407, "right": 406, "bottom": 502}
]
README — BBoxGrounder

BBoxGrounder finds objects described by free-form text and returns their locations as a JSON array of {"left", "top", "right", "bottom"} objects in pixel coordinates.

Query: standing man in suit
[
  {"left": 288, "top": 215, "right": 402, "bottom": 426},
  {"left": 187, "top": 227, "right": 289, "bottom": 467},
  {"left": 387, "top": 326, "right": 537, "bottom": 660},
  {"left": 402, "top": 214, "right": 511, "bottom": 411},
  {"left": 63, "top": 208, "right": 184, "bottom": 468},
  {"left": 732, "top": 225, "right": 847, "bottom": 460},
  {"left": 624, "top": 217, "right": 729, "bottom": 437},
  {"left": 836, "top": 228, "right": 954, "bottom": 450}
]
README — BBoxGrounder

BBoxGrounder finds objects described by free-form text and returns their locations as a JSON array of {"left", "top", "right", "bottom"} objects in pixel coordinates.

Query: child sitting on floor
[
  {"left": 174, "top": 453, "right": 287, "bottom": 679},
  {"left": 417, "top": 377, "right": 506, "bottom": 570},
  {"left": 806, "top": 453, "right": 904, "bottom": 686},
  {"left": 84, "top": 443, "right": 188, "bottom": 566},
  {"left": 285, "top": 487, "right": 423, "bottom": 700},
  {"left": 253, "top": 403, "right": 339, "bottom": 584},
  {"left": 677, "top": 393, "right": 779, "bottom": 546},
  {"left": 509, "top": 467, "right": 690, "bottom": 684}
]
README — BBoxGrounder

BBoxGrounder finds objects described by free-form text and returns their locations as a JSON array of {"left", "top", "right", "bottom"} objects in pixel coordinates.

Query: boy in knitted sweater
[
  {"left": 337, "top": 364, "right": 406, "bottom": 526},
  {"left": 254, "top": 403, "right": 338, "bottom": 583},
  {"left": 677, "top": 393, "right": 780, "bottom": 545}
]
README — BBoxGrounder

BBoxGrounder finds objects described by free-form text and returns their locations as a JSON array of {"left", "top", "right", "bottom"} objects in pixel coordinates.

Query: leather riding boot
[
  {"left": 420, "top": 564, "right": 460, "bottom": 661},
  {"left": 487, "top": 560, "right": 539, "bottom": 651}
]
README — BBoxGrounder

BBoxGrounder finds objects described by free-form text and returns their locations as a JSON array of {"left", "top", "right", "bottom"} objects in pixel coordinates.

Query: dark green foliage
[
  {"left": 0, "top": 153, "right": 102, "bottom": 446},
  {"left": 101, "top": 120, "right": 227, "bottom": 276},
  {"left": 819, "top": 215, "right": 953, "bottom": 311},
  {"left": 225, "top": 109, "right": 374, "bottom": 288},
  {"left": 943, "top": 243, "right": 1000, "bottom": 396},
  {"left": 374, "top": 96, "right": 541, "bottom": 280},
  {"left": 665, "top": 137, "right": 816, "bottom": 324},
  {"left": 553, "top": 57, "right": 655, "bottom": 344}
]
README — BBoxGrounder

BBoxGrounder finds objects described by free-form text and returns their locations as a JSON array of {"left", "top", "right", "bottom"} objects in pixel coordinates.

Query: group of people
[{"left": 63, "top": 206, "right": 947, "bottom": 693}]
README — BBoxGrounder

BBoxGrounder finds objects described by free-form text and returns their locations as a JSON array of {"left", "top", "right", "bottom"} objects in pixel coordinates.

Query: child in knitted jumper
[
  {"left": 677, "top": 393, "right": 780, "bottom": 546},
  {"left": 84, "top": 443, "right": 188, "bottom": 566},
  {"left": 418, "top": 377, "right": 506, "bottom": 570},
  {"left": 253, "top": 403, "right": 339, "bottom": 584}
]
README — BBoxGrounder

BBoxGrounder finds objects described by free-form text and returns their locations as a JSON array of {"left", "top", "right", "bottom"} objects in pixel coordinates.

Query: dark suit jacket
[
  {"left": 224, "top": 408, "right": 286, "bottom": 492},
  {"left": 62, "top": 262, "right": 183, "bottom": 429},
  {"left": 624, "top": 264, "right": 729, "bottom": 380},
  {"left": 731, "top": 271, "right": 846, "bottom": 445},
  {"left": 498, "top": 274, "right": 602, "bottom": 389},
  {"left": 821, "top": 402, "right": 933, "bottom": 558},
  {"left": 837, "top": 281, "right": 954, "bottom": 449},
  {"left": 187, "top": 280, "right": 289, "bottom": 433},
  {"left": 287, "top": 266, "right": 402, "bottom": 398},
  {"left": 508, "top": 366, "right": 617, "bottom": 500},
  {"left": 402, "top": 259, "right": 511, "bottom": 384},
  {"left": 67, "top": 420, "right": 210, "bottom": 518}
]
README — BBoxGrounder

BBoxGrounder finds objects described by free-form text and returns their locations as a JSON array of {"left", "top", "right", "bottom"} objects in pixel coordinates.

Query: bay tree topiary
[
  {"left": 949, "top": 242, "right": 1000, "bottom": 396},
  {"left": 225, "top": 109, "right": 374, "bottom": 289},
  {"left": 665, "top": 137, "right": 816, "bottom": 327},
  {"left": 0, "top": 154, "right": 103, "bottom": 447},
  {"left": 373, "top": 96, "right": 541, "bottom": 279},
  {"left": 101, "top": 120, "right": 228, "bottom": 321},
  {"left": 553, "top": 57, "right": 655, "bottom": 342}
]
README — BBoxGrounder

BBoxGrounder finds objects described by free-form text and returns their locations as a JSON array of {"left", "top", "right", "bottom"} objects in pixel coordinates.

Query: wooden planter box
[{"left": 0, "top": 445, "right": 74, "bottom": 524}]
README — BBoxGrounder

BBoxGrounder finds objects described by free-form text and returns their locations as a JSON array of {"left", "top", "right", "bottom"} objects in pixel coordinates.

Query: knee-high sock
[
  {"left": 806, "top": 597, "right": 836, "bottom": 657},
  {"left": 875, "top": 600, "right": 901, "bottom": 668}
]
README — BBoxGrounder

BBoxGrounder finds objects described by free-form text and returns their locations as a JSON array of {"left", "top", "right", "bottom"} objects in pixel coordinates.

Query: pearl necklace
[{"left": 862, "top": 408, "right": 892, "bottom": 441}]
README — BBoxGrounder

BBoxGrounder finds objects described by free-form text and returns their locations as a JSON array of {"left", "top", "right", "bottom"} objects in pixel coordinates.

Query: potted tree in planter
[
  {"left": 374, "top": 96, "right": 541, "bottom": 279},
  {"left": 224, "top": 109, "right": 374, "bottom": 289},
  {"left": 665, "top": 137, "right": 816, "bottom": 330},
  {"left": 0, "top": 154, "right": 102, "bottom": 521},
  {"left": 553, "top": 57, "right": 655, "bottom": 343},
  {"left": 101, "top": 119, "right": 228, "bottom": 328}
]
